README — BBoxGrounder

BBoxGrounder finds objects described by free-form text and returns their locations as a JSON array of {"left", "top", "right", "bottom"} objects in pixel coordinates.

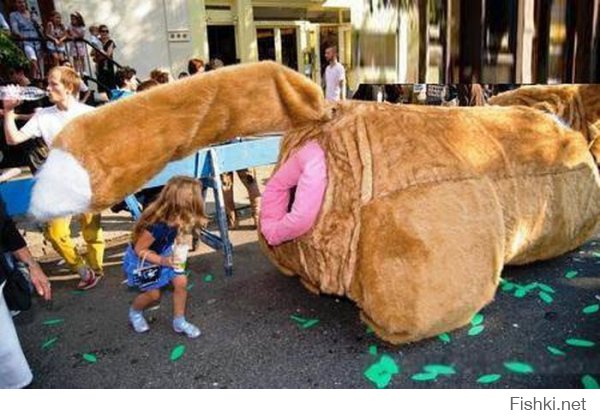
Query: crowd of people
[
  {"left": 1, "top": 2, "right": 116, "bottom": 91},
  {"left": 351, "top": 82, "right": 517, "bottom": 106}
]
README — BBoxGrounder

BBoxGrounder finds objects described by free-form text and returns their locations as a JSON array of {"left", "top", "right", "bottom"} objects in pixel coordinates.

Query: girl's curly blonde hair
[{"left": 132, "top": 176, "right": 208, "bottom": 243}]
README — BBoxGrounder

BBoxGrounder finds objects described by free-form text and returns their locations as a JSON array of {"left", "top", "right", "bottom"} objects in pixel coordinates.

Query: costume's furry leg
[{"left": 30, "top": 61, "right": 328, "bottom": 219}]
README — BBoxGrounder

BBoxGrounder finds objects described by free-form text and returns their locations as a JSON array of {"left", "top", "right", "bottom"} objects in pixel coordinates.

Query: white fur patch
[{"left": 29, "top": 149, "right": 92, "bottom": 220}]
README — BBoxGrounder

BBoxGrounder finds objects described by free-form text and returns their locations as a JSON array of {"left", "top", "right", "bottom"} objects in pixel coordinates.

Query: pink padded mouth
[{"left": 260, "top": 141, "right": 327, "bottom": 246}]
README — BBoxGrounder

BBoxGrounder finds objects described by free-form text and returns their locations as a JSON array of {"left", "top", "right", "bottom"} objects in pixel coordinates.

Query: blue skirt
[{"left": 122, "top": 244, "right": 177, "bottom": 291}]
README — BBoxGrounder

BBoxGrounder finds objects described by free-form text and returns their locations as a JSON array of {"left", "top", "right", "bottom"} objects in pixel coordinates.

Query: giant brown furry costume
[{"left": 30, "top": 62, "right": 600, "bottom": 344}]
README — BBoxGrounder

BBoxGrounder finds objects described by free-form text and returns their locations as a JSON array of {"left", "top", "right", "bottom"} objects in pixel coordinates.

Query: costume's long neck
[
  {"left": 33, "top": 62, "right": 329, "bottom": 217},
  {"left": 165, "top": 63, "right": 329, "bottom": 158}
]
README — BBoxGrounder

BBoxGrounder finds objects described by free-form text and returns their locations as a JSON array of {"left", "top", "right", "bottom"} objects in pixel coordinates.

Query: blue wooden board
[
  {"left": 143, "top": 136, "right": 280, "bottom": 187},
  {"left": 205, "top": 136, "right": 281, "bottom": 175},
  {"left": 0, "top": 178, "right": 34, "bottom": 218},
  {"left": 143, "top": 153, "right": 198, "bottom": 189}
]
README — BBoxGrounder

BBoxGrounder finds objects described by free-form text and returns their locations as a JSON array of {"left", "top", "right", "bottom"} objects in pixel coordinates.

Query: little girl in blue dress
[{"left": 123, "top": 176, "right": 207, "bottom": 338}]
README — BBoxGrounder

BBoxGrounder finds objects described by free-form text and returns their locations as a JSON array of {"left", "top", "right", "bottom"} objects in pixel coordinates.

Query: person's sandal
[{"left": 77, "top": 268, "right": 100, "bottom": 290}]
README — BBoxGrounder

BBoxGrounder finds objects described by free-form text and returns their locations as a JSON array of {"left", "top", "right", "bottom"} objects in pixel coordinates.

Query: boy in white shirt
[{"left": 3, "top": 66, "right": 105, "bottom": 290}]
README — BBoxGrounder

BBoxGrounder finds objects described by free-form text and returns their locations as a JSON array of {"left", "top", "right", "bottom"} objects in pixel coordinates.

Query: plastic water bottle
[
  {"left": 172, "top": 243, "right": 189, "bottom": 274},
  {"left": 0, "top": 85, "right": 47, "bottom": 101}
]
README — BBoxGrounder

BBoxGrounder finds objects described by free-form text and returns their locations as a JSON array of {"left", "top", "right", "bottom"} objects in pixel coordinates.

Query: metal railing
[{"left": 11, "top": 35, "right": 126, "bottom": 89}]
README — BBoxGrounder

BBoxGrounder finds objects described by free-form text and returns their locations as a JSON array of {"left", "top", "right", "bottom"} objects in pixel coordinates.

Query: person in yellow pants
[
  {"left": 44, "top": 214, "right": 104, "bottom": 289},
  {"left": 3, "top": 66, "right": 103, "bottom": 290}
]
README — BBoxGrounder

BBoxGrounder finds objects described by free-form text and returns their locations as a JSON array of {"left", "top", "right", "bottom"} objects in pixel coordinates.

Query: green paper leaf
[
  {"left": 364, "top": 366, "right": 391, "bottom": 389},
  {"left": 565, "top": 270, "right": 578, "bottom": 279},
  {"left": 501, "top": 282, "right": 515, "bottom": 291},
  {"left": 470, "top": 313, "right": 484, "bottom": 326},
  {"left": 170, "top": 344, "right": 186, "bottom": 361},
  {"left": 186, "top": 282, "right": 195, "bottom": 291},
  {"left": 536, "top": 283, "right": 555, "bottom": 293},
  {"left": 364, "top": 364, "right": 391, "bottom": 389},
  {"left": 504, "top": 361, "right": 534, "bottom": 374},
  {"left": 43, "top": 319, "right": 64, "bottom": 326},
  {"left": 411, "top": 372, "right": 438, "bottom": 381},
  {"left": 301, "top": 319, "right": 319, "bottom": 329},
  {"left": 582, "top": 304, "right": 599, "bottom": 314},
  {"left": 363, "top": 355, "right": 399, "bottom": 389},
  {"left": 565, "top": 338, "right": 595, "bottom": 348},
  {"left": 41, "top": 337, "right": 58, "bottom": 350},
  {"left": 523, "top": 282, "right": 539, "bottom": 291},
  {"left": 582, "top": 375, "right": 599, "bottom": 389},
  {"left": 423, "top": 364, "right": 456, "bottom": 375},
  {"left": 477, "top": 374, "right": 501, "bottom": 384},
  {"left": 546, "top": 346, "right": 566, "bottom": 356},
  {"left": 438, "top": 333, "right": 451, "bottom": 343},
  {"left": 291, "top": 315, "right": 319, "bottom": 328},
  {"left": 82, "top": 353, "right": 97, "bottom": 363},
  {"left": 538, "top": 291, "right": 553, "bottom": 304},
  {"left": 290, "top": 315, "right": 308, "bottom": 324},
  {"left": 378, "top": 355, "right": 400, "bottom": 374},
  {"left": 368, "top": 345, "right": 377, "bottom": 356},
  {"left": 468, "top": 325, "right": 485, "bottom": 336},
  {"left": 202, "top": 274, "right": 214, "bottom": 283},
  {"left": 592, "top": 252, "right": 600, "bottom": 258},
  {"left": 514, "top": 288, "right": 528, "bottom": 298}
]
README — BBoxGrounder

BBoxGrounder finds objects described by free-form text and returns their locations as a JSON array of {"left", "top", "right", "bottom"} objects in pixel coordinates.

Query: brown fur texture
[
  {"left": 259, "top": 101, "right": 600, "bottom": 344},
  {"left": 52, "top": 61, "right": 329, "bottom": 211},
  {"left": 489, "top": 85, "right": 600, "bottom": 162},
  {"left": 48, "top": 63, "right": 600, "bottom": 344}
]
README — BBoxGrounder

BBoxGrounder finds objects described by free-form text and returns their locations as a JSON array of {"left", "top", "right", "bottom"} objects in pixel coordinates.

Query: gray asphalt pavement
[{"left": 13, "top": 221, "right": 600, "bottom": 389}]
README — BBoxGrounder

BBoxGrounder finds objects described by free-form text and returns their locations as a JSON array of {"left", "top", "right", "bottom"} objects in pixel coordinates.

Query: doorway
[
  {"left": 257, "top": 28, "right": 276, "bottom": 61},
  {"left": 280, "top": 28, "right": 298, "bottom": 69},
  {"left": 257, "top": 27, "right": 298, "bottom": 70},
  {"left": 207, "top": 25, "right": 237, "bottom": 65}
]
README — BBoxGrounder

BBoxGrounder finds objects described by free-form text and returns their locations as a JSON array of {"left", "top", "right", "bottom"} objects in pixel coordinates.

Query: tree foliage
[{"left": 0, "top": 30, "right": 29, "bottom": 71}]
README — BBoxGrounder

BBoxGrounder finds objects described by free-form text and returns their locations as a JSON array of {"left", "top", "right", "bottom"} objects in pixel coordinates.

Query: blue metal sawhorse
[
  {"left": 0, "top": 136, "right": 281, "bottom": 276},
  {"left": 123, "top": 136, "right": 281, "bottom": 275}
]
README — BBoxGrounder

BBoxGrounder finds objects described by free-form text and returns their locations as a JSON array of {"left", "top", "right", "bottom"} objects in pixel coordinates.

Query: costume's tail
[
  {"left": 489, "top": 84, "right": 600, "bottom": 162},
  {"left": 29, "top": 61, "right": 328, "bottom": 220}
]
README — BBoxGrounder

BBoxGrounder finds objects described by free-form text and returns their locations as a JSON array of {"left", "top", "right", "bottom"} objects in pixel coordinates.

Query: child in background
[
  {"left": 87, "top": 24, "right": 102, "bottom": 50},
  {"left": 45, "top": 11, "right": 67, "bottom": 67},
  {"left": 67, "top": 11, "right": 86, "bottom": 73},
  {"left": 149, "top": 68, "right": 171, "bottom": 84},
  {"left": 122, "top": 176, "right": 207, "bottom": 338}
]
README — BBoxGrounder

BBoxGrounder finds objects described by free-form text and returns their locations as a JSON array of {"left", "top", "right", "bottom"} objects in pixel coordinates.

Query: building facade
[
  {"left": 2, "top": 0, "right": 598, "bottom": 86},
  {"left": 1, "top": 0, "right": 354, "bottom": 84}
]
